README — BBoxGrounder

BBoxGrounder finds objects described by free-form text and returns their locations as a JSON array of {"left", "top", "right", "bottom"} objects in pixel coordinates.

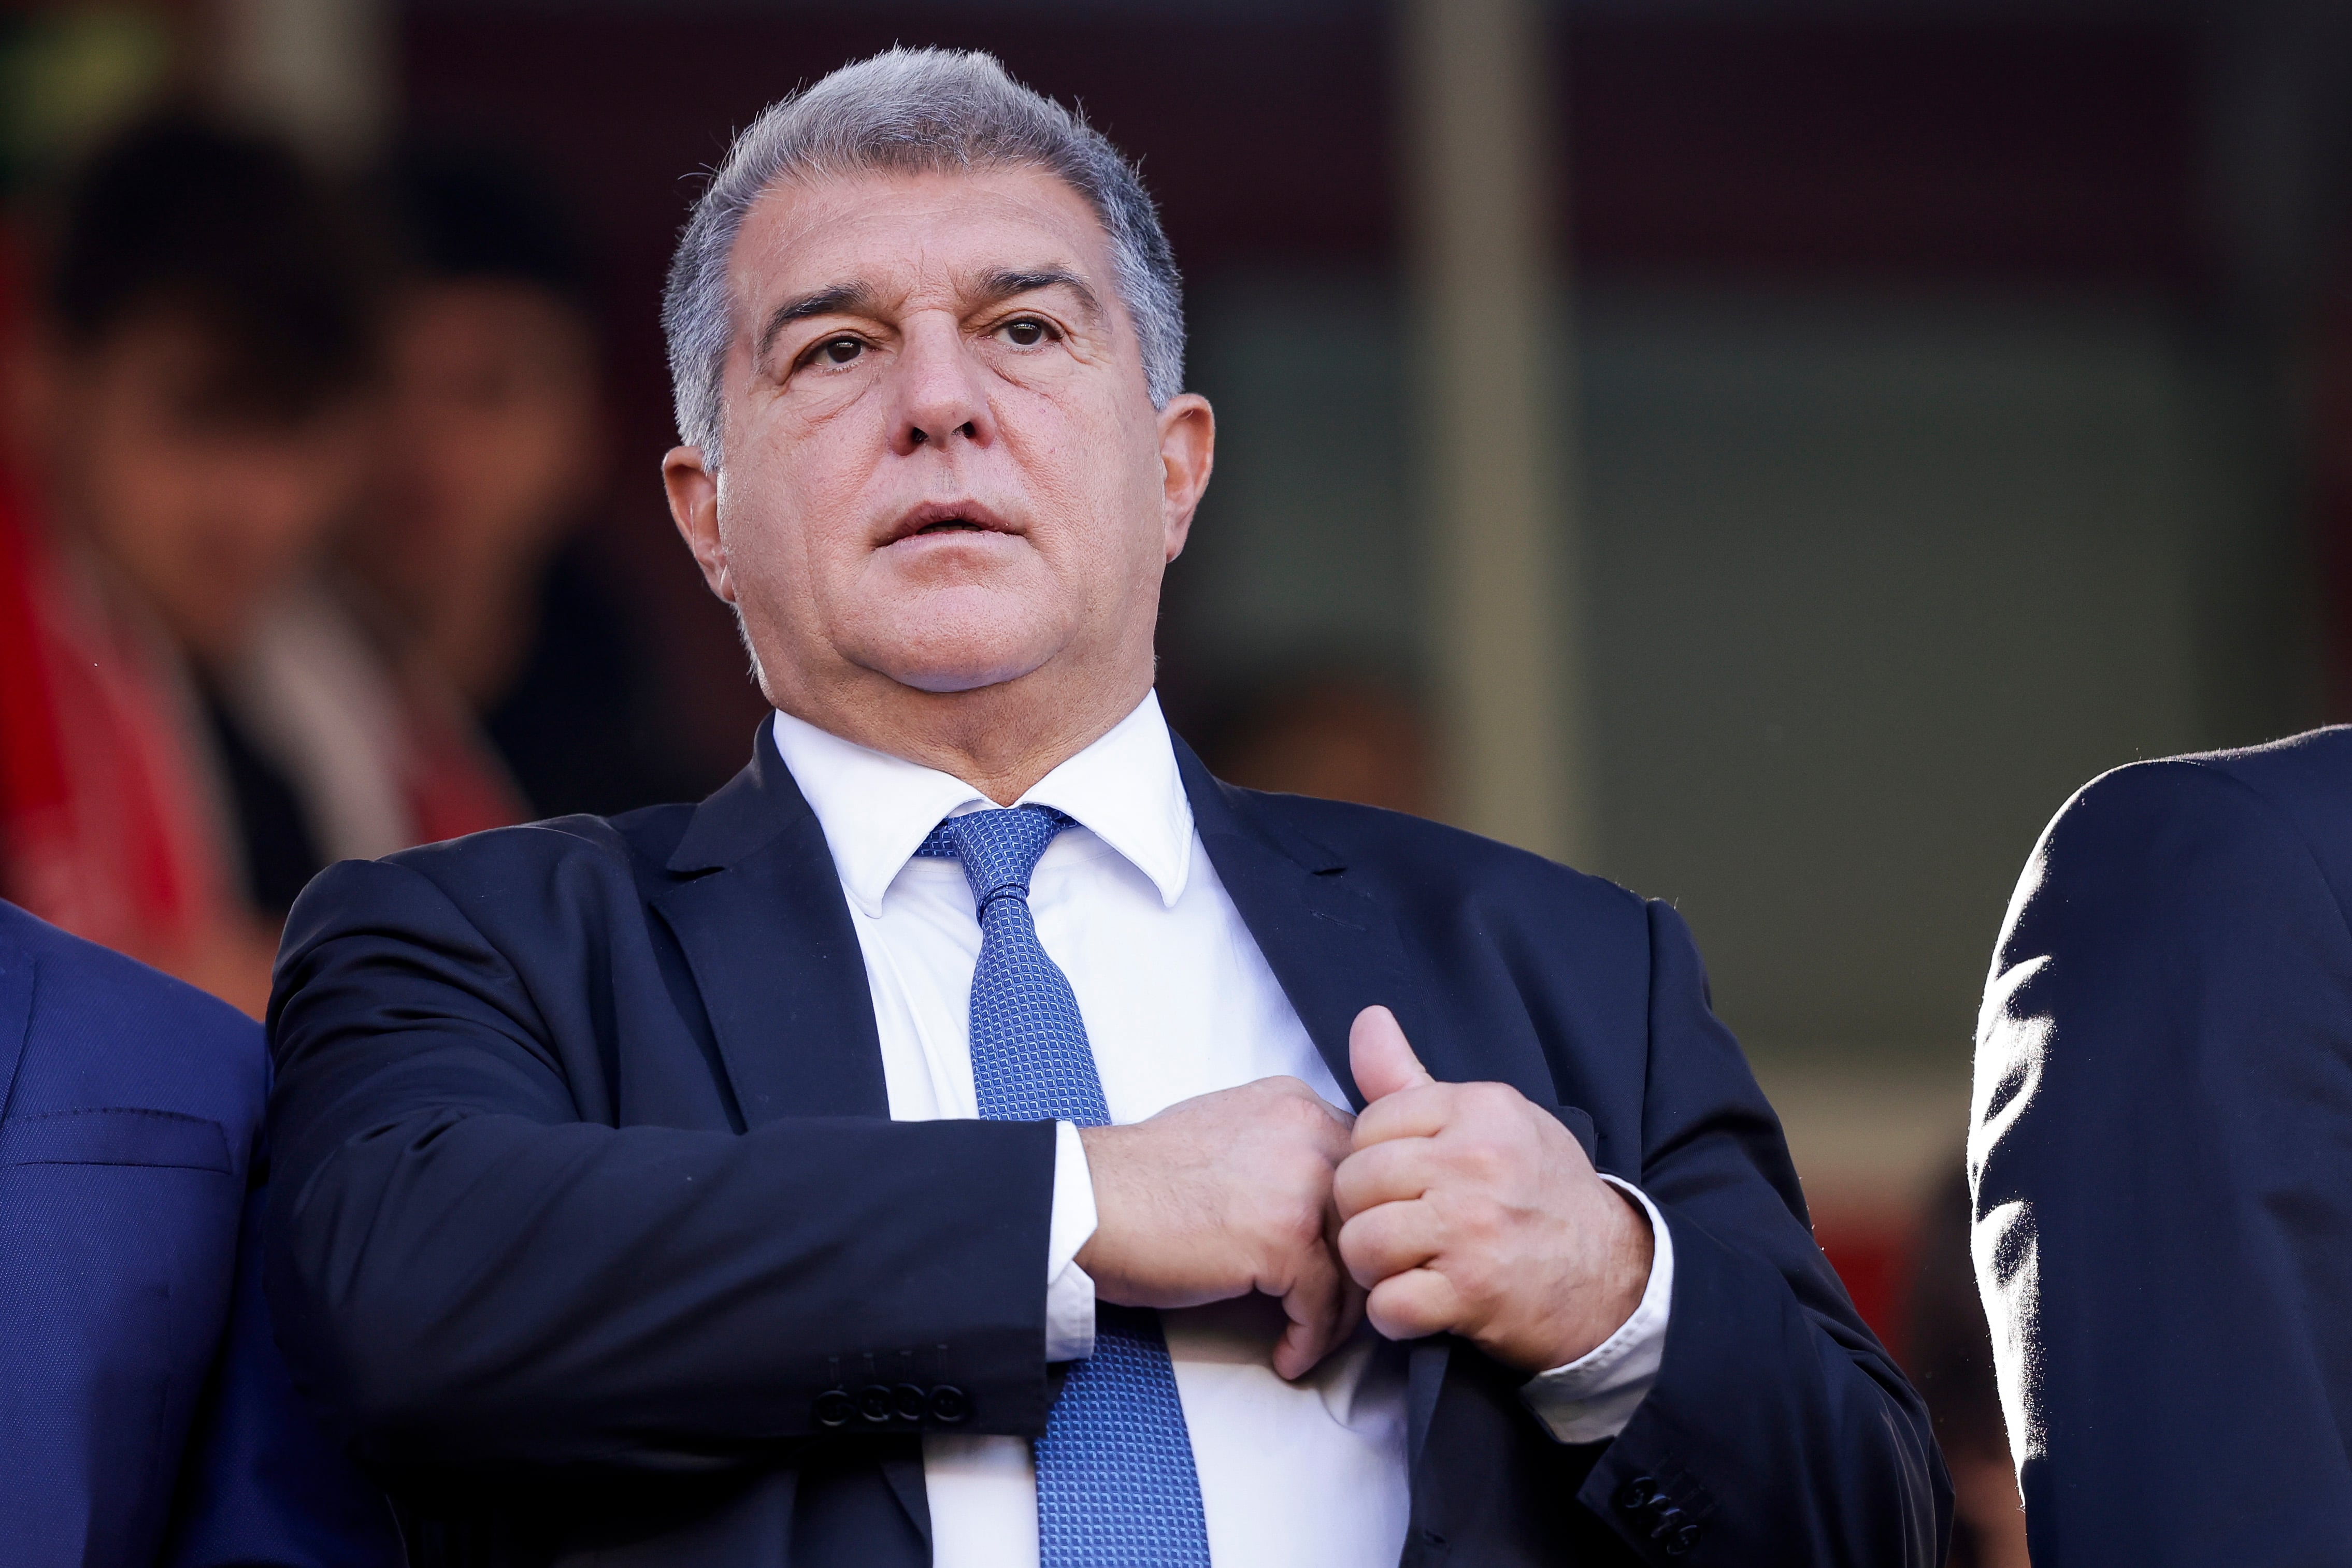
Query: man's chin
[{"left": 876, "top": 652, "right": 1052, "bottom": 696}]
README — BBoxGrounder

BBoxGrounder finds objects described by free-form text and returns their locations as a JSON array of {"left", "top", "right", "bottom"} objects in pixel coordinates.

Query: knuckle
[
  {"left": 1454, "top": 1141, "right": 1507, "bottom": 1188},
  {"left": 1268, "top": 1091, "right": 1318, "bottom": 1130},
  {"left": 1449, "top": 1251, "right": 1498, "bottom": 1305},
  {"left": 1465, "top": 1083, "right": 1521, "bottom": 1120},
  {"left": 1448, "top": 1193, "right": 1503, "bottom": 1248}
]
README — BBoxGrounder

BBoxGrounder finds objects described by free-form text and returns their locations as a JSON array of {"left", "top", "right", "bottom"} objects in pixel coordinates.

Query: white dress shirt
[{"left": 769, "top": 692, "right": 1672, "bottom": 1568}]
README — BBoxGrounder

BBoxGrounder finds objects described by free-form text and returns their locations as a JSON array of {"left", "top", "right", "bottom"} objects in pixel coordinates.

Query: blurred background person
[
  {"left": 353, "top": 142, "right": 691, "bottom": 819},
  {"left": 0, "top": 112, "right": 518, "bottom": 1014}
]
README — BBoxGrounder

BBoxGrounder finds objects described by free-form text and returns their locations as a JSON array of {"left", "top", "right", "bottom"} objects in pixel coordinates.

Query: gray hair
[{"left": 662, "top": 48, "right": 1185, "bottom": 468}]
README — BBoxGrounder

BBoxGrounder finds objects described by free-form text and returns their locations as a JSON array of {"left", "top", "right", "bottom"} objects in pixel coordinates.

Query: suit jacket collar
[{"left": 666, "top": 720, "right": 807, "bottom": 876}]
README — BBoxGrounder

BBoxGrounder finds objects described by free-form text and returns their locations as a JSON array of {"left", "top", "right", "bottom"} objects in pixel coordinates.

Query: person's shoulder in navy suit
[
  {"left": 0, "top": 899, "right": 400, "bottom": 1568},
  {"left": 1972, "top": 725, "right": 2352, "bottom": 1566}
]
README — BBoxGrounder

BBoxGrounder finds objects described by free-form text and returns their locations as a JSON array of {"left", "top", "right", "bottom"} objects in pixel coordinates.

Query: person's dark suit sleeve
[
  {"left": 264, "top": 856, "right": 1059, "bottom": 1475},
  {"left": 1971, "top": 760, "right": 2352, "bottom": 1565},
  {"left": 1575, "top": 901, "right": 1949, "bottom": 1565}
]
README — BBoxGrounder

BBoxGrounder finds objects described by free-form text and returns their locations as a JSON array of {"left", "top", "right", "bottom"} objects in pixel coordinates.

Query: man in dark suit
[
  {"left": 1972, "top": 727, "right": 2352, "bottom": 1564},
  {"left": 0, "top": 898, "right": 398, "bottom": 1566},
  {"left": 265, "top": 47, "right": 1946, "bottom": 1567}
]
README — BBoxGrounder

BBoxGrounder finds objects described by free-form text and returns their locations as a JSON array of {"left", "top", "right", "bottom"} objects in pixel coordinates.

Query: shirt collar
[{"left": 768, "top": 690, "right": 1194, "bottom": 918}]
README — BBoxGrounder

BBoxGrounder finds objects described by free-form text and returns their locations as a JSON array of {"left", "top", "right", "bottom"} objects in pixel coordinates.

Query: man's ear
[
  {"left": 1157, "top": 393, "right": 1214, "bottom": 563},
  {"left": 662, "top": 444, "right": 733, "bottom": 603}
]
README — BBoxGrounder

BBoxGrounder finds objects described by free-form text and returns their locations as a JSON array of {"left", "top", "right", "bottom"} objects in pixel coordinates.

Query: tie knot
[{"left": 918, "top": 804, "right": 1072, "bottom": 909}]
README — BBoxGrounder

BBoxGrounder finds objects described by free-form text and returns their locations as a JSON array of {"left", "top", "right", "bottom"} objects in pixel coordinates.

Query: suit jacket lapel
[
  {"left": 651, "top": 729, "right": 927, "bottom": 1547},
  {"left": 1177, "top": 740, "right": 1465, "bottom": 1463},
  {"left": 1175, "top": 738, "right": 1421, "bottom": 1110},
  {"left": 652, "top": 725, "right": 888, "bottom": 1127}
]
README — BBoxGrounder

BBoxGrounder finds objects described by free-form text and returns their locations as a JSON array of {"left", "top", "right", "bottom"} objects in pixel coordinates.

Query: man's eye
[
  {"left": 818, "top": 337, "right": 864, "bottom": 365},
  {"left": 1001, "top": 318, "right": 1052, "bottom": 347}
]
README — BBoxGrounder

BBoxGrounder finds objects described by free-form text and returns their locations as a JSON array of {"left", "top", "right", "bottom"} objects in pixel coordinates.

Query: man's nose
[{"left": 890, "top": 314, "right": 995, "bottom": 456}]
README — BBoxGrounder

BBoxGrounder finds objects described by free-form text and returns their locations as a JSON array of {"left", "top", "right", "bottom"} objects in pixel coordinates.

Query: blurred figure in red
[
  {"left": 0, "top": 114, "right": 519, "bottom": 1014},
  {"left": 351, "top": 145, "right": 692, "bottom": 818}
]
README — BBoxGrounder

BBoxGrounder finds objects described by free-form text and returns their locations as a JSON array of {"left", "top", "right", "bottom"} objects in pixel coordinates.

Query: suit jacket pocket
[{"left": 0, "top": 1107, "right": 234, "bottom": 1172}]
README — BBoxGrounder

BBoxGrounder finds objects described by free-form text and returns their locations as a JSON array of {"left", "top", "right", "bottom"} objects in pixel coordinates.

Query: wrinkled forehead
[{"left": 724, "top": 163, "right": 1126, "bottom": 328}]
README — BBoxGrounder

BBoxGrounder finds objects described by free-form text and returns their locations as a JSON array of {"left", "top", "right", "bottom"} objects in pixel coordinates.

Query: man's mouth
[{"left": 883, "top": 500, "right": 1020, "bottom": 545}]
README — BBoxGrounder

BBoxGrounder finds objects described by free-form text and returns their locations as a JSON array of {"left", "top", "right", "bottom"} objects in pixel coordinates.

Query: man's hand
[
  {"left": 1334, "top": 1006, "right": 1654, "bottom": 1373},
  {"left": 1078, "top": 1077, "right": 1361, "bottom": 1380}
]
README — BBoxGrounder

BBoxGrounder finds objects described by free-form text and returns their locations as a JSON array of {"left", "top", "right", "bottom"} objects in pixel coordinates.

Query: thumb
[{"left": 1350, "top": 1005, "right": 1434, "bottom": 1102}]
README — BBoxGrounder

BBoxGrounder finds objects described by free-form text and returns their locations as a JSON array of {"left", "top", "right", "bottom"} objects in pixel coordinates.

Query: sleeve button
[
  {"left": 813, "top": 1389, "right": 855, "bottom": 1428},
  {"left": 893, "top": 1383, "right": 930, "bottom": 1421},
  {"left": 1665, "top": 1523, "right": 1702, "bottom": 1556},
  {"left": 1616, "top": 1477, "right": 1659, "bottom": 1513},
  {"left": 929, "top": 1384, "right": 971, "bottom": 1424},
  {"left": 856, "top": 1385, "right": 895, "bottom": 1425}
]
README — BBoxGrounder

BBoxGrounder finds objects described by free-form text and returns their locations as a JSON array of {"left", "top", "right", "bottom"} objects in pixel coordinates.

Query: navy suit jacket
[
  {"left": 0, "top": 900, "right": 399, "bottom": 1567},
  {"left": 266, "top": 729, "right": 1946, "bottom": 1566},
  {"left": 1974, "top": 726, "right": 2352, "bottom": 1564}
]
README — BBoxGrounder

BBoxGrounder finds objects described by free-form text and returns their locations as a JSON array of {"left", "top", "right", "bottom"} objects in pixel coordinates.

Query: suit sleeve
[
  {"left": 264, "top": 856, "right": 1059, "bottom": 1477},
  {"left": 1970, "top": 760, "right": 2352, "bottom": 1565},
  {"left": 1574, "top": 900, "right": 1950, "bottom": 1566}
]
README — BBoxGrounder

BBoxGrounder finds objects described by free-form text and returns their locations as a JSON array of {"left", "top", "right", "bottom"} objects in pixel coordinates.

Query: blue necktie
[{"left": 918, "top": 805, "right": 1213, "bottom": 1567}]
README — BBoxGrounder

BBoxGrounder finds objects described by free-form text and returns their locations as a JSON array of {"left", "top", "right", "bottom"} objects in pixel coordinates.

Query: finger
[
  {"left": 1352, "top": 1082, "right": 1456, "bottom": 1151},
  {"left": 1337, "top": 1197, "right": 1444, "bottom": 1290},
  {"left": 1326, "top": 1199, "right": 1370, "bottom": 1349},
  {"left": 1365, "top": 1266, "right": 1463, "bottom": 1343},
  {"left": 1332, "top": 1135, "right": 1436, "bottom": 1221},
  {"left": 1272, "top": 1233, "right": 1350, "bottom": 1381},
  {"left": 1350, "top": 1005, "right": 1434, "bottom": 1103}
]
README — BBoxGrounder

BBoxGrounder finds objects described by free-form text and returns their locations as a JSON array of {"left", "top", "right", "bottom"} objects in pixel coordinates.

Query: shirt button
[
  {"left": 813, "top": 1389, "right": 855, "bottom": 1428},
  {"left": 928, "top": 1384, "right": 971, "bottom": 1423}
]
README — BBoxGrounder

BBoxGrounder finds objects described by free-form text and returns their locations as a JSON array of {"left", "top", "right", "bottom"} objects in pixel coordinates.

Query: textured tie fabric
[{"left": 919, "top": 805, "right": 1213, "bottom": 1567}]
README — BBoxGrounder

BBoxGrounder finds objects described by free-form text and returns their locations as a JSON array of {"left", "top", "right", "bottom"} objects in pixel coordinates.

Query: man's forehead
[{"left": 730, "top": 165, "right": 1117, "bottom": 309}]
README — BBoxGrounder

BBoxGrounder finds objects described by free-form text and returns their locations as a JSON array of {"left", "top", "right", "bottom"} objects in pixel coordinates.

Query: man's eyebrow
[
  {"left": 977, "top": 267, "right": 1105, "bottom": 325},
  {"left": 755, "top": 282, "right": 878, "bottom": 365}
]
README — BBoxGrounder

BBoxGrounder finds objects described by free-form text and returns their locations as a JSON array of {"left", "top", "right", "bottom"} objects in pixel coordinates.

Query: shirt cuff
[
  {"left": 1517, "top": 1174, "right": 1673, "bottom": 1444},
  {"left": 1044, "top": 1120, "right": 1099, "bottom": 1362}
]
